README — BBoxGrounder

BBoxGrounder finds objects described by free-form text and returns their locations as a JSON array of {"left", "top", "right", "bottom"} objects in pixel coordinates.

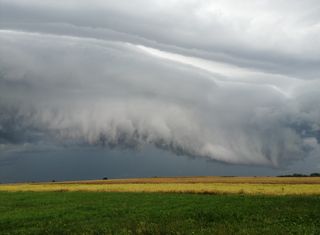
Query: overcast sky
[{"left": 0, "top": 0, "right": 320, "bottom": 182}]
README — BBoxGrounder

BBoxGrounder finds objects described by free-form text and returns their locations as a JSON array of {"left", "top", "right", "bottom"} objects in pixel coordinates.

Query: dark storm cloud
[{"left": 0, "top": 0, "right": 320, "bottom": 167}]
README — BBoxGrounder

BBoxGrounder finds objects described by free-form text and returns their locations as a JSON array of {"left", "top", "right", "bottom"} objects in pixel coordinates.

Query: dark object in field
[
  {"left": 102, "top": 177, "right": 108, "bottom": 180},
  {"left": 278, "top": 172, "right": 320, "bottom": 177}
]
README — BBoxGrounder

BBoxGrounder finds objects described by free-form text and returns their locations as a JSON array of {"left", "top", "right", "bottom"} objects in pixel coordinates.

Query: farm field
[
  {"left": 0, "top": 191, "right": 319, "bottom": 235},
  {"left": 1, "top": 176, "right": 320, "bottom": 195},
  {"left": 1, "top": 177, "right": 319, "bottom": 234}
]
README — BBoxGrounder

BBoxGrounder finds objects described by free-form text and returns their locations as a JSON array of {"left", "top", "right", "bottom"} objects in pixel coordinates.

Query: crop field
[
  {"left": 1, "top": 176, "right": 320, "bottom": 195},
  {"left": 1, "top": 177, "right": 319, "bottom": 234},
  {"left": 1, "top": 192, "right": 319, "bottom": 235}
]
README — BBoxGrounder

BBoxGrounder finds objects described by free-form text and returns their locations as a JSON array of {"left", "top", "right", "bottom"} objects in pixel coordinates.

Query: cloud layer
[{"left": 0, "top": 0, "right": 320, "bottom": 167}]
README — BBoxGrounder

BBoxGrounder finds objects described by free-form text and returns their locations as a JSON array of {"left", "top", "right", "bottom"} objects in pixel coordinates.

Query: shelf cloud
[{"left": 0, "top": 0, "right": 319, "bottom": 167}]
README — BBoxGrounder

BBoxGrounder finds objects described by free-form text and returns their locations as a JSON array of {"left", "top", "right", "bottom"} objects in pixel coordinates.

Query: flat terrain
[
  {"left": 0, "top": 192, "right": 319, "bottom": 235},
  {"left": 1, "top": 176, "right": 320, "bottom": 195}
]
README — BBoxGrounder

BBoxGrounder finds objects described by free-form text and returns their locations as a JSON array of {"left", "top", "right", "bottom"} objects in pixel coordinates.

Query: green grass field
[
  {"left": 1, "top": 191, "right": 319, "bottom": 235},
  {"left": 1, "top": 177, "right": 319, "bottom": 234},
  {"left": 0, "top": 192, "right": 320, "bottom": 234}
]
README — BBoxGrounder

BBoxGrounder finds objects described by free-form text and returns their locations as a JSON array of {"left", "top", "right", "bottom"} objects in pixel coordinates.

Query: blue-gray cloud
[{"left": 0, "top": 1, "right": 320, "bottom": 167}]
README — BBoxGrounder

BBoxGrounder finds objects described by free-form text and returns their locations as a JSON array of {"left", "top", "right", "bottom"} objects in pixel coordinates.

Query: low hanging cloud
[{"left": 0, "top": 0, "right": 320, "bottom": 167}]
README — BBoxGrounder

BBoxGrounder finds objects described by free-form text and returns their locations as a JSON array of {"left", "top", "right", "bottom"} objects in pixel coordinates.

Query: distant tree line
[{"left": 278, "top": 173, "right": 320, "bottom": 177}]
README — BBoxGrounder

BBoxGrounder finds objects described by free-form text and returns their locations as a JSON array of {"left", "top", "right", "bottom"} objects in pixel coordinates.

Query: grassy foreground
[
  {"left": 0, "top": 191, "right": 319, "bottom": 235},
  {"left": 1, "top": 177, "right": 320, "bottom": 195}
]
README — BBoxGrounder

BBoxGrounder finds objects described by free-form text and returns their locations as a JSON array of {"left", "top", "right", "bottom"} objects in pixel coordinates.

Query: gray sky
[{"left": 0, "top": 0, "right": 320, "bottom": 182}]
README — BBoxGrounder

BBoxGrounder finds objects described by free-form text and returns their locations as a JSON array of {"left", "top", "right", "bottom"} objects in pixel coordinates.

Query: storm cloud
[{"left": 0, "top": 0, "right": 320, "bottom": 167}]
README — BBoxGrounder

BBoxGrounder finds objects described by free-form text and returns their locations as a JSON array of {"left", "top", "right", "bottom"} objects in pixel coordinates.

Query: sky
[{"left": 0, "top": 0, "right": 320, "bottom": 182}]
